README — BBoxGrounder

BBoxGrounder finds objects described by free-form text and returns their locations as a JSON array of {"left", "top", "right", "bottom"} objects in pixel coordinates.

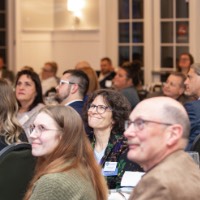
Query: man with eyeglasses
[
  {"left": 124, "top": 97, "right": 200, "bottom": 200},
  {"left": 55, "top": 69, "right": 89, "bottom": 116},
  {"left": 147, "top": 72, "right": 194, "bottom": 105}
]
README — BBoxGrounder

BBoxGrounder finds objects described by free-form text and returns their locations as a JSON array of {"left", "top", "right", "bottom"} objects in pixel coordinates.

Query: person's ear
[
  {"left": 166, "top": 124, "right": 183, "bottom": 146},
  {"left": 70, "top": 83, "right": 79, "bottom": 94}
]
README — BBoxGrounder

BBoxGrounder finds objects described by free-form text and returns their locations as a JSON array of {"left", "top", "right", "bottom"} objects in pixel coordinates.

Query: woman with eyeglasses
[
  {"left": 15, "top": 70, "right": 44, "bottom": 141},
  {"left": 83, "top": 89, "right": 143, "bottom": 189},
  {"left": 23, "top": 105, "right": 108, "bottom": 200}
]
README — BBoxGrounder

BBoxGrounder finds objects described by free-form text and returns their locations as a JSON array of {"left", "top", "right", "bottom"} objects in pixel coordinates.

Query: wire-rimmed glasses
[
  {"left": 28, "top": 124, "right": 60, "bottom": 137},
  {"left": 125, "top": 118, "right": 173, "bottom": 132}
]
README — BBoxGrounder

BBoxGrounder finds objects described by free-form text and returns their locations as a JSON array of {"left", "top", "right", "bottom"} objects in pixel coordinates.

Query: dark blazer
[
  {"left": 68, "top": 100, "right": 84, "bottom": 117},
  {"left": 129, "top": 150, "right": 200, "bottom": 200},
  {"left": 92, "top": 133, "right": 143, "bottom": 189},
  {"left": 185, "top": 100, "right": 200, "bottom": 150}
]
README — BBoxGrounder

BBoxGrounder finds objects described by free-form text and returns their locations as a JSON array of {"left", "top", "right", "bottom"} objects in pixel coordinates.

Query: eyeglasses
[
  {"left": 125, "top": 118, "right": 173, "bottom": 132},
  {"left": 28, "top": 124, "right": 60, "bottom": 137},
  {"left": 88, "top": 104, "right": 112, "bottom": 114},
  {"left": 59, "top": 80, "right": 75, "bottom": 86}
]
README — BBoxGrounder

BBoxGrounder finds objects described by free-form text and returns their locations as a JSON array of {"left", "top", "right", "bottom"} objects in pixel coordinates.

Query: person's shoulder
[{"left": 184, "top": 100, "right": 200, "bottom": 111}]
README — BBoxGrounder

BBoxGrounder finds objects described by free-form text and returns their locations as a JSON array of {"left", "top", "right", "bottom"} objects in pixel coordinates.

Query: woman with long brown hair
[{"left": 23, "top": 105, "right": 108, "bottom": 200}]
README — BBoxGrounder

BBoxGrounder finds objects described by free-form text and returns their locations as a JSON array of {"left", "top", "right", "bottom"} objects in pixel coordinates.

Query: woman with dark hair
[
  {"left": 23, "top": 105, "right": 108, "bottom": 200},
  {"left": 113, "top": 61, "right": 141, "bottom": 109},
  {"left": 83, "top": 89, "right": 143, "bottom": 189},
  {"left": 177, "top": 52, "right": 194, "bottom": 75},
  {"left": 0, "top": 79, "right": 27, "bottom": 150},
  {"left": 15, "top": 70, "right": 44, "bottom": 140}
]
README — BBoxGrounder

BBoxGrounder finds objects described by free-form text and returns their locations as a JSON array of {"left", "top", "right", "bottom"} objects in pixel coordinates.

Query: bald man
[{"left": 124, "top": 97, "right": 200, "bottom": 200}]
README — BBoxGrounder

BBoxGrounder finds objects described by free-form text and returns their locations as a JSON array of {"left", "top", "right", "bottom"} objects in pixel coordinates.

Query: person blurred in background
[
  {"left": 75, "top": 61, "right": 100, "bottom": 95},
  {"left": 23, "top": 105, "right": 108, "bottom": 200},
  {"left": 113, "top": 61, "right": 141, "bottom": 109},
  {"left": 0, "top": 55, "right": 15, "bottom": 84},
  {"left": 98, "top": 57, "right": 116, "bottom": 89},
  {"left": 21, "top": 66, "right": 34, "bottom": 72},
  {"left": 75, "top": 60, "right": 91, "bottom": 70},
  {"left": 41, "top": 61, "right": 59, "bottom": 96},
  {"left": 147, "top": 72, "right": 195, "bottom": 105},
  {"left": 15, "top": 70, "right": 44, "bottom": 140},
  {"left": 83, "top": 89, "right": 143, "bottom": 189},
  {"left": 184, "top": 63, "right": 200, "bottom": 150},
  {"left": 177, "top": 52, "right": 194, "bottom": 76},
  {"left": 0, "top": 79, "right": 27, "bottom": 150}
]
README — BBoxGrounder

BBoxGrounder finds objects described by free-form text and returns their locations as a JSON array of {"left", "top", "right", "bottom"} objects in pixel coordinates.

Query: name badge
[
  {"left": 103, "top": 161, "right": 117, "bottom": 172},
  {"left": 103, "top": 168, "right": 118, "bottom": 176}
]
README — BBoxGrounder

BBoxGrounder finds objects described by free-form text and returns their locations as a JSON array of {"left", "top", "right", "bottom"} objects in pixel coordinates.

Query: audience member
[
  {"left": 83, "top": 89, "right": 143, "bottom": 189},
  {"left": 98, "top": 57, "right": 116, "bottom": 89},
  {"left": 75, "top": 60, "right": 91, "bottom": 69},
  {"left": 55, "top": 69, "right": 89, "bottom": 116},
  {"left": 75, "top": 61, "right": 99, "bottom": 94},
  {"left": 0, "top": 55, "right": 15, "bottom": 84},
  {"left": 15, "top": 70, "right": 44, "bottom": 140},
  {"left": 41, "top": 61, "right": 59, "bottom": 96},
  {"left": 184, "top": 63, "right": 200, "bottom": 150},
  {"left": 147, "top": 72, "right": 195, "bottom": 104},
  {"left": 21, "top": 66, "right": 34, "bottom": 72},
  {"left": 113, "top": 61, "right": 140, "bottom": 109},
  {"left": 78, "top": 66, "right": 100, "bottom": 95},
  {"left": 124, "top": 97, "right": 200, "bottom": 200},
  {"left": 0, "top": 79, "right": 28, "bottom": 150},
  {"left": 177, "top": 52, "right": 194, "bottom": 76},
  {"left": 23, "top": 105, "right": 108, "bottom": 200}
]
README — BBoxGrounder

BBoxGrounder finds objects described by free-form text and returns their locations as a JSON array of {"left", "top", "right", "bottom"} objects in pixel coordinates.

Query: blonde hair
[{"left": 0, "top": 79, "right": 23, "bottom": 144}]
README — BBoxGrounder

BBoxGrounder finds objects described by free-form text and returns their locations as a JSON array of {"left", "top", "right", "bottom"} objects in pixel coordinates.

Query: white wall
[{"left": 15, "top": 0, "right": 108, "bottom": 77}]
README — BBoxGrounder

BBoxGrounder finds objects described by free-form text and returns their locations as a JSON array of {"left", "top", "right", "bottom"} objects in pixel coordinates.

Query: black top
[{"left": 0, "top": 132, "right": 28, "bottom": 151}]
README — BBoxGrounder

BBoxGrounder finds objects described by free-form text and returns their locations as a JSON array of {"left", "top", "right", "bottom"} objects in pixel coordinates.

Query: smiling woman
[
  {"left": 23, "top": 105, "right": 108, "bottom": 200},
  {"left": 83, "top": 89, "right": 143, "bottom": 189}
]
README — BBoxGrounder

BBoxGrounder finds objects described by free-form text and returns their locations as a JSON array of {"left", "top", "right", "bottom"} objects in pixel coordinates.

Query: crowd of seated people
[{"left": 0, "top": 54, "right": 199, "bottom": 199}]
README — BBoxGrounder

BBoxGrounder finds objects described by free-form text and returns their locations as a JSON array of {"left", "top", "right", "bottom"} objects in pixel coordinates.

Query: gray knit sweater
[{"left": 29, "top": 169, "right": 97, "bottom": 200}]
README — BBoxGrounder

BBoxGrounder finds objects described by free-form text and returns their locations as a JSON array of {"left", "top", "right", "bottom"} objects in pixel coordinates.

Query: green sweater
[{"left": 29, "top": 169, "right": 97, "bottom": 200}]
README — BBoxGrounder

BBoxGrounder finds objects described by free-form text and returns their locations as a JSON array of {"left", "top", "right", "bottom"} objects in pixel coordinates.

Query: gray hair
[{"left": 162, "top": 104, "right": 190, "bottom": 139}]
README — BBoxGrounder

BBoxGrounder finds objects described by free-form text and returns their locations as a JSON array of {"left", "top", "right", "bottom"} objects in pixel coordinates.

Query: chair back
[
  {"left": 190, "top": 134, "right": 200, "bottom": 157},
  {"left": 0, "top": 143, "right": 36, "bottom": 200}
]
